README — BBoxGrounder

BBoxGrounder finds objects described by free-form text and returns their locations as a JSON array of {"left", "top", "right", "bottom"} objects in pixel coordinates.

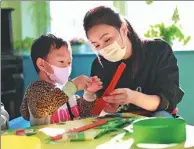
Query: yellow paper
[{"left": 1, "top": 135, "right": 41, "bottom": 149}]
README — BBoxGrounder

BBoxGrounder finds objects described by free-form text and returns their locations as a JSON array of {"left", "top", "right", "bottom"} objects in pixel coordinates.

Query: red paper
[
  {"left": 67, "top": 119, "right": 107, "bottom": 133},
  {"left": 16, "top": 129, "right": 25, "bottom": 136},
  {"left": 91, "top": 62, "right": 126, "bottom": 115},
  {"left": 50, "top": 134, "right": 63, "bottom": 141}
]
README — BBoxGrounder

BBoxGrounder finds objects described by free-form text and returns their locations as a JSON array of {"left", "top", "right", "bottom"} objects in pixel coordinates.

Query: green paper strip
[
  {"left": 69, "top": 132, "right": 85, "bottom": 141},
  {"left": 68, "top": 131, "right": 97, "bottom": 141},
  {"left": 95, "top": 118, "right": 135, "bottom": 139}
]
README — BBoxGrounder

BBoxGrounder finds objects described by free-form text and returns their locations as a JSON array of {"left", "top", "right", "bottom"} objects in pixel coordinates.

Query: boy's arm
[
  {"left": 20, "top": 97, "right": 30, "bottom": 120},
  {"left": 28, "top": 81, "right": 77, "bottom": 118},
  {"left": 76, "top": 91, "right": 96, "bottom": 118}
]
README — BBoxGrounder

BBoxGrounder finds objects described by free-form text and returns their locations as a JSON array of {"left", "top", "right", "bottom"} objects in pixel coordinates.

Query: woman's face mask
[
  {"left": 98, "top": 35, "right": 127, "bottom": 62},
  {"left": 43, "top": 61, "right": 71, "bottom": 85}
]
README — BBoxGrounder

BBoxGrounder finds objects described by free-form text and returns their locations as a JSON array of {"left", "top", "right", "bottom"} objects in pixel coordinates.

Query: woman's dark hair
[
  {"left": 83, "top": 6, "right": 144, "bottom": 75},
  {"left": 31, "top": 34, "right": 68, "bottom": 73}
]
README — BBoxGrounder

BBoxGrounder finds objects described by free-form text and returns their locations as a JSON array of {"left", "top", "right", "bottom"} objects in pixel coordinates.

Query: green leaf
[
  {"left": 144, "top": 17, "right": 191, "bottom": 46},
  {"left": 45, "top": 138, "right": 52, "bottom": 144},
  {"left": 28, "top": 1, "right": 51, "bottom": 36},
  {"left": 172, "top": 7, "right": 180, "bottom": 24},
  {"left": 146, "top": 0, "right": 153, "bottom": 5},
  {"left": 183, "top": 36, "right": 191, "bottom": 45}
]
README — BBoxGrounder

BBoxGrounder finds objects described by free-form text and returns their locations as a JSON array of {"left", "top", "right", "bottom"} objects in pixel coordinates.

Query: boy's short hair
[{"left": 31, "top": 34, "right": 68, "bottom": 73}]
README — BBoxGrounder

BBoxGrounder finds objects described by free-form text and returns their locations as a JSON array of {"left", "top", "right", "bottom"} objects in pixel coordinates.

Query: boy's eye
[
  {"left": 95, "top": 45, "right": 100, "bottom": 48},
  {"left": 59, "top": 61, "right": 64, "bottom": 63}
]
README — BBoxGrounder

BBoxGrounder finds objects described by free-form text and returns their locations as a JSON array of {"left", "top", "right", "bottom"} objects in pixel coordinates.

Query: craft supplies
[
  {"left": 67, "top": 119, "right": 107, "bottom": 133},
  {"left": 67, "top": 131, "right": 97, "bottom": 141},
  {"left": 16, "top": 128, "right": 36, "bottom": 136},
  {"left": 98, "top": 113, "right": 136, "bottom": 119},
  {"left": 2, "top": 135, "right": 41, "bottom": 149},
  {"left": 132, "top": 117, "right": 186, "bottom": 144},
  {"left": 91, "top": 62, "right": 126, "bottom": 115},
  {"left": 95, "top": 118, "right": 135, "bottom": 138},
  {"left": 50, "top": 131, "right": 98, "bottom": 142}
]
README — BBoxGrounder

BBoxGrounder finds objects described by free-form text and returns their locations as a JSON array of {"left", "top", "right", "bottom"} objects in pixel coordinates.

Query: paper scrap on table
[
  {"left": 99, "top": 110, "right": 110, "bottom": 117},
  {"left": 50, "top": 131, "right": 98, "bottom": 142},
  {"left": 2, "top": 135, "right": 41, "bottom": 149}
]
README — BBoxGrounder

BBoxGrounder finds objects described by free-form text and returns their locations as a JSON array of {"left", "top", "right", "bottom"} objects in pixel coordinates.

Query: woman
[{"left": 82, "top": 6, "right": 184, "bottom": 117}]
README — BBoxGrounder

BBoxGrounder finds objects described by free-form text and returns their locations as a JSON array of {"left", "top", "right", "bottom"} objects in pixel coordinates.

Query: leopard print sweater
[{"left": 20, "top": 81, "right": 94, "bottom": 123}]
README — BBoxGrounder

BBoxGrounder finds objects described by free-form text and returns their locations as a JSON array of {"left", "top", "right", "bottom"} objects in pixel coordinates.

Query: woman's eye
[
  {"left": 59, "top": 61, "right": 64, "bottom": 63},
  {"left": 105, "top": 38, "right": 110, "bottom": 42}
]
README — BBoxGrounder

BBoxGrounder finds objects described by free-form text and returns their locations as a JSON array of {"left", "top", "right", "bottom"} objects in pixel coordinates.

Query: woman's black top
[{"left": 90, "top": 39, "right": 184, "bottom": 113}]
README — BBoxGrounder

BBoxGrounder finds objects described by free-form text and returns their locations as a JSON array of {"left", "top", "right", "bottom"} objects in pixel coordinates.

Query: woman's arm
[
  {"left": 130, "top": 91, "right": 160, "bottom": 111},
  {"left": 150, "top": 40, "right": 184, "bottom": 111}
]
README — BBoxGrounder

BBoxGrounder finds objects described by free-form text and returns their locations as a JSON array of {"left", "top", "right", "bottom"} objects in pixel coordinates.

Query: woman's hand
[
  {"left": 103, "top": 88, "right": 136, "bottom": 105},
  {"left": 103, "top": 88, "right": 161, "bottom": 111}
]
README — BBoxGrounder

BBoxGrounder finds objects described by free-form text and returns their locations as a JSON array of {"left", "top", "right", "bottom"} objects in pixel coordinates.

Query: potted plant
[
  {"left": 70, "top": 38, "right": 85, "bottom": 46},
  {"left": 144, "top": 6, "right": 191, "bottom": 46},
  {"left": 14, "top": 37, "right": 34, "bottom": 55},
  {"left": 28, "top": 1, "right": 51, "bottom": 36}
]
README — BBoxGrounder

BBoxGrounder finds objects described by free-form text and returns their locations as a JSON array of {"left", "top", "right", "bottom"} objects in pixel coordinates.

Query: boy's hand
[
  {"left": 86, "top": 76, "right": 103, "bottom": 93},
  {"left": 72, "top": 75, "right": 92, "bottom": 91}
]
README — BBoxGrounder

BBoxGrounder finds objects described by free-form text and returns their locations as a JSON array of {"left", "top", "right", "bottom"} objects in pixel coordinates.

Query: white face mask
[
  {"left": 98, "top": 38, "right": 127, "bottom": 62},
  {"left": 43, "top": 61, "right": 71, "bottom": 85}
]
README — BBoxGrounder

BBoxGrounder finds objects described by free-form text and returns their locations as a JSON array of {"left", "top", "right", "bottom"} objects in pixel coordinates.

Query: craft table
[{"left": 1, "top": 113, "right": 194, "bottom": 149}]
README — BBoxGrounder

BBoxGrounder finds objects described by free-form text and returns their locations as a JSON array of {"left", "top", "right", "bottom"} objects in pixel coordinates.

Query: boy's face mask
[
  {"left": 98, "top": 36, "right": 127, "bottom": 62},
  {"left": 43, "top": 61, "right": 71, "bottom": 85}
]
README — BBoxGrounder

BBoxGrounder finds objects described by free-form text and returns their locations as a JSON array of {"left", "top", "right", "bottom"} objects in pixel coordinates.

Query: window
[
  {"left": 126, "top": 1, "right": 194, "bottom": 50},
  {"left": 50, "top": 1, "right": 113, "bottom": 41}
]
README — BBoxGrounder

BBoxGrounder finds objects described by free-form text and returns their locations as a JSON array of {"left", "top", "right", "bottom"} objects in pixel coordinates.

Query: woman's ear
[
  {"left": 120, "top": 22, "right": 128, "bottom": 36},
  {"left": 36, "top": 58, "right": 45, "bottom": 71}
]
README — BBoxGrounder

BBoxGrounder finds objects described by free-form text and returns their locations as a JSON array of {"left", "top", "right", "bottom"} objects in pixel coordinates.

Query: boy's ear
[{"left": 36, "top": 58, "right": 45, "bottom": 71}]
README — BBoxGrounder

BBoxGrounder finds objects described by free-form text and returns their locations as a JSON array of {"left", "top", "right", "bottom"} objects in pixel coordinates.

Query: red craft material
[
  {"left": 16, "top": 129, "right": 25, "bottom": 136},
  {"left": 50, "top": 134, "right": 63, "bottom": 141},
  {"left": 67, "top": 119, "right": 107, "bottom": 133},
  {"left": 91, "top": 62, "right": 126, "bottom": 115}
]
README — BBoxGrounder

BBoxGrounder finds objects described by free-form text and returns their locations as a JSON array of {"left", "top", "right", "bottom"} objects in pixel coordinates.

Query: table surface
[{"left": 2, "top": 113, "right": 194, "bottom": 149}]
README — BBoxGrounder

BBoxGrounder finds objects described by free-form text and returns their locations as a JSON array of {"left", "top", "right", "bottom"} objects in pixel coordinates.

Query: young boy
[{"left": 20, "top": 34, "right": 102, "bottom": 125}]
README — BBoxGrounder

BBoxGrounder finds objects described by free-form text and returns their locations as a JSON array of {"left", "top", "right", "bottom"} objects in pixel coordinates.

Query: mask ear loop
[
  {"left": 39, "top": 59, "right": 56, "bottom": 84},
  {"left": 116, "top": 25, "right": 127, "bottom": 49},
  {"left": 87, "top": 41, "right": 104, "bottom": 68},
  {"left": 118, "top": 31, "right": 127, "bottom": 49},
  {"left": 41, "top": 60, "right": 55, "bottom": 79}
]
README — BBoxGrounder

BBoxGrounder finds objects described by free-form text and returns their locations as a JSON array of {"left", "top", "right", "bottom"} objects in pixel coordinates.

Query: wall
[
  {"left": 1, "top": 1, "right": 22, "bottom": 42},
  {"left": 20, "top": 1, "right": 37, "bottom": 39},
  {"left": 174, "top": 51, "right": 194, "bottom": 125},
  {"left": 1, "top": 1, "right": 50, "bottom": 44}
]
